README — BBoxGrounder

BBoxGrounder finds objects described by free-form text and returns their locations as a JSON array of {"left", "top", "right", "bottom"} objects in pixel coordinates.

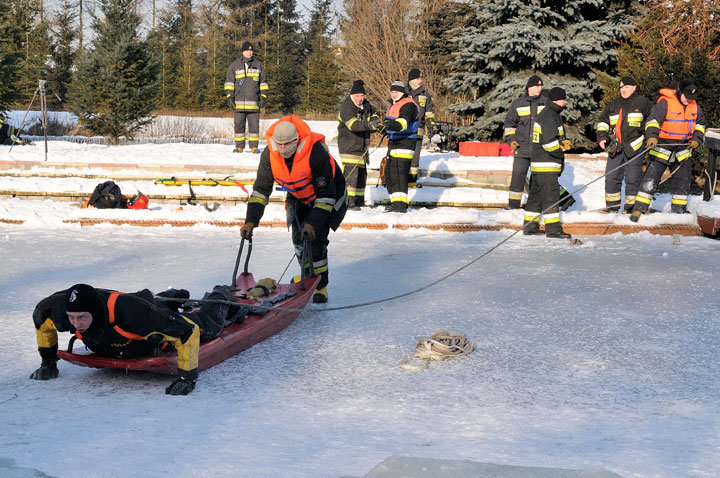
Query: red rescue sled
[{"left": 58, "top": 237, "right": 320, "bottom": 375}]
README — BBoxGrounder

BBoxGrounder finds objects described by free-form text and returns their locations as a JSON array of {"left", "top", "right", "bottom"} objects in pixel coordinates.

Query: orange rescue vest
[
  {"left": 657, "top": 88, "right": 697, "bottom": 141},
  {"left": 266, "top": 115, "right": 336, "bottom": 205}
]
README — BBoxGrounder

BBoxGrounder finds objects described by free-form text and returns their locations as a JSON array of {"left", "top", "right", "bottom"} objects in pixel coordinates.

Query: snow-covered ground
[
  {"left": 1, "top": 117, "right": 719, "bottom": 477},
  {"left": 1, "top": 225, "right": 719, "bottom": 477}
]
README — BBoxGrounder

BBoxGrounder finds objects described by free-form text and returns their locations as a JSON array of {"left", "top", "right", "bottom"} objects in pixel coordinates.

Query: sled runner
[{"left": 58, "top": 238, "right": 320, "bottom": 375}]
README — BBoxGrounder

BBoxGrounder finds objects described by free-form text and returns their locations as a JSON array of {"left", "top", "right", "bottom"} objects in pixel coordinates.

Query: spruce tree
[
  {"left": 196, "top": 0, "right": 227, "bottom": 109},
  {"left": 445, "top": 0, "right": 634, "bottom": 145},
  {"left": 264, "top": 0, "right": 303, "bottom": 113},
  {"left": 0, "top": 1, "right": 24, "bottom": 114},
  {"left": 69, "top": 0, "right": 160, "bottom": 143},
  {"left": 47, "top": 0, "right": 78, "bottom": 109},
  {"left": 298, "top": 0, "right": 342, "bottom": 114},
  {"left": 5, "top": 0, "right": 54, "bottom": 104},
  {"left": 157, "top": 0, "right": 204, "bottom": 109}
]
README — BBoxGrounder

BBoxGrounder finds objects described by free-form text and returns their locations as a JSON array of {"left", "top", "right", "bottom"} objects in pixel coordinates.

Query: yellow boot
[{"left": 312, "top": 287, "right": 328, "bottom": 303}]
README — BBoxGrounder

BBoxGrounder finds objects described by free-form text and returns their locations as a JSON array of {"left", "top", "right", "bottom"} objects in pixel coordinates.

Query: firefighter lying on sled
[{"left": 29, "top": 283, "right": 246, "bottom": 395}]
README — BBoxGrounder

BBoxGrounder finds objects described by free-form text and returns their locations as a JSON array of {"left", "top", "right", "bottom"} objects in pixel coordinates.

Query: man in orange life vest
[
  {"left": 384, "top": 80, "right": 419, "bottom": 213},
  {"left": 630, "top": 79, "right": 706, "bottom": 222},
  {"left": 240, "top": 115, "right": 347, "bottom": 303},
  {"left": 30, "top": 283, "right": 241, "bottom": 395}
]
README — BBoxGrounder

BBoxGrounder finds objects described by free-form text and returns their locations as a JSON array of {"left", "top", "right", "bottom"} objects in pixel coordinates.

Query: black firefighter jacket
[
  {"left": 531, "top": 101, "right": 566, "bottom": 172},
  {"left": 337, "top": 96, "right": 379, "bottom": 164},
  {"left": 504, "top": 92, "right": 547, "bottom": 158},
  {"left": 596, "top": 93, "right": 654, "bottom": 157},
  {"left": 33, "top": 288, "right": 200, "bottom": 375}
]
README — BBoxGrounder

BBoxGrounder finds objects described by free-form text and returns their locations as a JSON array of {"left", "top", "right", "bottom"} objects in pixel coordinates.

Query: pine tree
[
  {"left": 69, "top": 0, "right": 160, "bottom": 144},
  {"left": 5, "top": 0, "right": 54, "bottom": 104},
  {"left": 0, "top": 1, "right": 25, "bottom": 114},
  {"left": 47, "top": 0, "right": 78, "bottom": 109},
  {"left": 445, "top": 0, "right": 635, "bottom": 145},
  {"left": 157, "top": 0, "right": 204, "bottom": 109},
  {"left": 264, "top": 0, "right": 303, "bottom": 113},
  {"left": 298, "top": 0, "right": 343, "bottom": 114},
  {"left": 196, "top": 0, "right": 227, "bottom": 109}
]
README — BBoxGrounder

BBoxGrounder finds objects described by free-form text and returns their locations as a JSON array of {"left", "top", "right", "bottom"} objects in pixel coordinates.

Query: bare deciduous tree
[{"left": 338, "top": 0, "right": 426, "bottom": 108}]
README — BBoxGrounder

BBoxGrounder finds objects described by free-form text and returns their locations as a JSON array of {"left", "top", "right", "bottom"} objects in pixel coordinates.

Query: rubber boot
[
  {"left": 545, "top": 223, "right": 571, "bottom": 239},
  {"left": 312, "top": 287, "right": 328, "bottom": 303},
  {"left": 523, "top": 221, "right": 542, "bottom": 235},
  {"left": 671, "top": 204, "right": 688, "bottom": 214},
  {"left": 629, "top": 210, "right": 642, "bottom": 223}
]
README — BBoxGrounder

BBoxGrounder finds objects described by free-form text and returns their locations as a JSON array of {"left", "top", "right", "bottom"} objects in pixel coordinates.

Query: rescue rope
[
  {"left": 398, "top": 331, "right": 474, "bottom": 370},
  {"left": 161, "top": 143, "right": 684, "bottom": 314}
]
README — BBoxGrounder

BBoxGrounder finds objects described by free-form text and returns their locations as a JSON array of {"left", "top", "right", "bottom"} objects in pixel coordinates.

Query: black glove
[
  {"left": 383, "top": 118, "right": 397, "bottom": 131},
  {"left": 368, "top": 116, "right": 381, "bottom": 131},
  {"left": 166, "top": 375, "right": 196, "bottom": 395},
  {"left": 226, "top": 97, "right": 234, "bottom": 109},
  {"left": 30, "top": 360, "right": 59, "bottom": 380},
  {"left": 260, "top": 95, "right": 267, "bottom": 109}
]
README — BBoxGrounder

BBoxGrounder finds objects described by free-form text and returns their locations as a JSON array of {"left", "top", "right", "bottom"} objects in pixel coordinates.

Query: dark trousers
[
  {"left": 233, "top": 111, "right": 260, "bottom": 150},
  {"left": 508, "top": 156, "right": 531, "bottom": 208},
  {"left": 524, "top": 172, "right": 562, "bottom": 234},
  {"left": 386, "top": 154, "right": 411, "bottom": 209},
  {"left": 342, "top": 162, "right": 367, "bottom": 207},
  {"left": 605, "top": 151, "right": 644, "bottom": 211},
  {"left": 633, "top": 157, "right": 693, "bottom": 214},
  {"left": 287, "top": 200, "right": 334, "bottom": 289}
]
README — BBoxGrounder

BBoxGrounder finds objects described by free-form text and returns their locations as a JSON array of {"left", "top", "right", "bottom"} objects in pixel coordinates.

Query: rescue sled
[{"left": 57, "top": 237, "right": 320, "bottom": 375}]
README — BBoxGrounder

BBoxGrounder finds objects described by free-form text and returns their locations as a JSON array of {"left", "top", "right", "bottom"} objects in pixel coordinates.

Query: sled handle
[
  {"left": 231, "top": 235, "right": 253, "bottom": 289},
  {"left": 299, "top": 235, "right": 314, "bottom": 291}
]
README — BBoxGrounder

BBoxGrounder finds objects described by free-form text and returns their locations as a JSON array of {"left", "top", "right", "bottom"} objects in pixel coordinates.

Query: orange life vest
[
  {"left": 385, "top": 97, "right": 419, "bottom": 140},
  {"left": 657, "top": 88, "right": 697, "bottom": 141},
  {"left": 266, "top": 115, "right": 336, "bottom": 205}
]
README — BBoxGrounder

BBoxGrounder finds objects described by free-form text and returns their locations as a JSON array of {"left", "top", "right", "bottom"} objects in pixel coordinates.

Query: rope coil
[{"left": 399, "top": 331, "right": 474, "bottom": 370}]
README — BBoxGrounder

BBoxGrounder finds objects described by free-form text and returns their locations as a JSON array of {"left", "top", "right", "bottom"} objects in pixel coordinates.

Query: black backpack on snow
[{"left": 88, "top": 181, "right": 125, "bottom": 209}]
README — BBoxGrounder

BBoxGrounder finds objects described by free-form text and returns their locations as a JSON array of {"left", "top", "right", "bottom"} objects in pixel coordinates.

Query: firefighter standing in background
[
  {"left": 225, "top": 41, "right": 268, "bottom": 154},
  {"left": 337, "top": 79, "right": 381, "bottom": 209},
  {"left": 503, "top": 75, "right": 547, "bottom": 209},
  {"left": 595, "top": 76, "right": 654, "bottom": 213},
  {"left": 383, "top": 80, "right": 419, "bottom": 213},
  {"left": 406, "top": 68, "right": 435, "bottom": 188},
  {"left": 524, "top": 87, "right": 572, "bottom": 239},
  {"left": 630, "top": 79, "right": 705, "bottom": 222},
  {"left": 241, "top": 116, "right": 347, "bottom": 303}
]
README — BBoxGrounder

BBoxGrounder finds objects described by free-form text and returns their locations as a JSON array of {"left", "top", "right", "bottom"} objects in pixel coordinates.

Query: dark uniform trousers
[
  {"left": 605, "top": 150, "right": 644, "bottom": 212},
  {"left": 234, "top": 112, "right": 260, "bottom": 151},
  {"left": 287, "top": 198, "right": 341, "bottom": 290},
  {"left": 342, "top": 157, "right": 368, "bottom": 208},
  {"left": 633, "top": 150, "right": 693, "bottom": 214},
  {"left": 508, "top": 156, "right": 531, "bottom": 208},
  {"left": 524, "top": 171, "right": 563, "bottom": 235},
  {"left": 386, "top": 147, "right": 411, "bottom": 211}
]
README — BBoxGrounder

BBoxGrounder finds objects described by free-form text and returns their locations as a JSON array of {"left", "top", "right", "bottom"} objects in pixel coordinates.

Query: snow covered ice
[
  {"left": 1, "top": 115, "right": 720, "bottom": 476},
  {"left": 1, "top": 223, "right": 719, "bottom": 477}
]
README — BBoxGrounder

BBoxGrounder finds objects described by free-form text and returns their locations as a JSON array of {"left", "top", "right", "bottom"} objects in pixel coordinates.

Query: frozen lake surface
[{"left": 1, "top": 225, "right": 718, "bottom": 477}]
